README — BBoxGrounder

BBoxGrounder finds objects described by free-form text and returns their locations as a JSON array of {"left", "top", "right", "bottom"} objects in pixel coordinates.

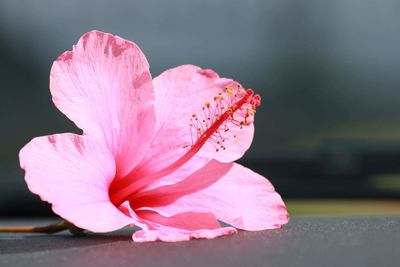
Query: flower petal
[
  {"left": 19, "top": 133, "right": 133, "bottom": 232},
  {"left": 131, "top": 65, "right": 253, "bottom": 188},
  {"left": 153, "top": 65, "right": 254, "bottom": 162},
  {"left": 130, "top": 209, "right": 236, "bottom": 242},
  {"left": 50, "top": 30, "right": 156, "bottom": 177},
  {"left": 133, "top": 161, "right": 289, "bottom": 231}
]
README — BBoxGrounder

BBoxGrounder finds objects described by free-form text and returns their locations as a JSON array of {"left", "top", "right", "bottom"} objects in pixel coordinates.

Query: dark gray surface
[{"left": 0, "top": 216, "right": 399, "bottom": 267}]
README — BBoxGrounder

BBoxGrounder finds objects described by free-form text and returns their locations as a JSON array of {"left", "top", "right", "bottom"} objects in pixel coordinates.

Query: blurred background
[{"left": 0, "top": 0, "right": 399, "bottom": 217}]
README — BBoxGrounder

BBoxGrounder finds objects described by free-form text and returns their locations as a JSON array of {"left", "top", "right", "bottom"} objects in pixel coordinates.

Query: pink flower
[{"left": 19, "top": 30, "right": 289, "bottom": 242}]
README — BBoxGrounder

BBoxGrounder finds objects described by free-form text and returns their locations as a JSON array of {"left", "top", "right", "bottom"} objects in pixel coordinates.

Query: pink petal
[
  {"left": 50, "top": 30, "right": 156, "bottom": 177},
  {"left": 154, "top": 64, "right": 255, "bottom": 163},
  {"left": 130, "top": 209, "right": 236, "bottom": 242},
  {"left": 133, "top": 161, "right": 289, "bottom": 231},
  {"left": 19, "top": 133, "right": 133, "bottom": 232},
  {"left": 132, "top": 65, "right": 254, "bottom": 186},
  {"left": 130, "top": 160, "right": 230, "bottom": 210}
]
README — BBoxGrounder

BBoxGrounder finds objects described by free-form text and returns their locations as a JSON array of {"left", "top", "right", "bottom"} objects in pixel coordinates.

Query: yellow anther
[
  {"left": 226, "top": 87, "right": 233, "bottom": 96},
  {"left": 205, "top": 102, "right": 210, "bottom": 108}
]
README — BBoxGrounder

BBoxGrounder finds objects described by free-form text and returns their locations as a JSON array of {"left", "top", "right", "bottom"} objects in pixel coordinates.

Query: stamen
[
  {"left": 109, "top": 84, "right": 261, "bottom": 207},
  {"left": 185, "top": 85, "right": 260, "bottom": 151}
]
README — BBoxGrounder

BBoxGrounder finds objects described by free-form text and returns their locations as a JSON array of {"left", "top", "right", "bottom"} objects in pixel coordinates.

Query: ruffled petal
[
  {"left": 129, "top": 209, "right": 236, "bottom": 242},
  {"left": 133, "top": 161, "right": 289, "bottom": 231},
  {"left": 50, "top": 30, "right": 156, "bottom": 177},
  {"left": 132, "top": 65, "right": 254, "bottom": 185},
  {"left": 19, "top": 133, "right": 133, "bottom": 232}
]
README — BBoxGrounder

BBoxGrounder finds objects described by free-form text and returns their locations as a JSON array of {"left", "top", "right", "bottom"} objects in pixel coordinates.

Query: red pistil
[{"left": 109, "top": 86, "right": 260, "bottom": 207}]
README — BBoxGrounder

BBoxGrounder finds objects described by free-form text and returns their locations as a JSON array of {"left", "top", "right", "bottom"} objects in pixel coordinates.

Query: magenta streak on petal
[{"left": 109, "top": 88, "right": 261, "bottom": 207}]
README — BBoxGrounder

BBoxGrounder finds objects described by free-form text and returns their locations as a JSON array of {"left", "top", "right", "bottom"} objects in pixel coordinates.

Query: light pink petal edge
[
  {"left": 128, "top": 208, "right": 236, "bottom": 242},
  {"left": 19, "top": 133, "right": 133, "bottom": 232},
  {"left": 50, "top": 30, "right": 156, "bottom": 177},
  {"left": 134, "top": 161, "right": 289, "bottom": 231}
]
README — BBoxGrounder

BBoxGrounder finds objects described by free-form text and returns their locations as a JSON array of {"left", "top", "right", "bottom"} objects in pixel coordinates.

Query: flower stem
[{"left": 0, "top": 220, "right": 84, "bottom": 234}]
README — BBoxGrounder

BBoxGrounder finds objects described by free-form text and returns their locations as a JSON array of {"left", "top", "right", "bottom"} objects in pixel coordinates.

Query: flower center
[{"left": 109, "top": 85, "right": 260, "bottom": 207}]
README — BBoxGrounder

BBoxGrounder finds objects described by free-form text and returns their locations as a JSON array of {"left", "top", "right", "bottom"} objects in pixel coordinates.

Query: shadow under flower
[{"left": 0, "top": 226, "right": 136, "bottom": 254}]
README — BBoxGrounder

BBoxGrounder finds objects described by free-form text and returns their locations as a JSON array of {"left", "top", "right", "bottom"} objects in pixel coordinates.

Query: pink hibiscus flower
[{"left": 19, "top": 30, "right": 289, "bottom": 242}]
